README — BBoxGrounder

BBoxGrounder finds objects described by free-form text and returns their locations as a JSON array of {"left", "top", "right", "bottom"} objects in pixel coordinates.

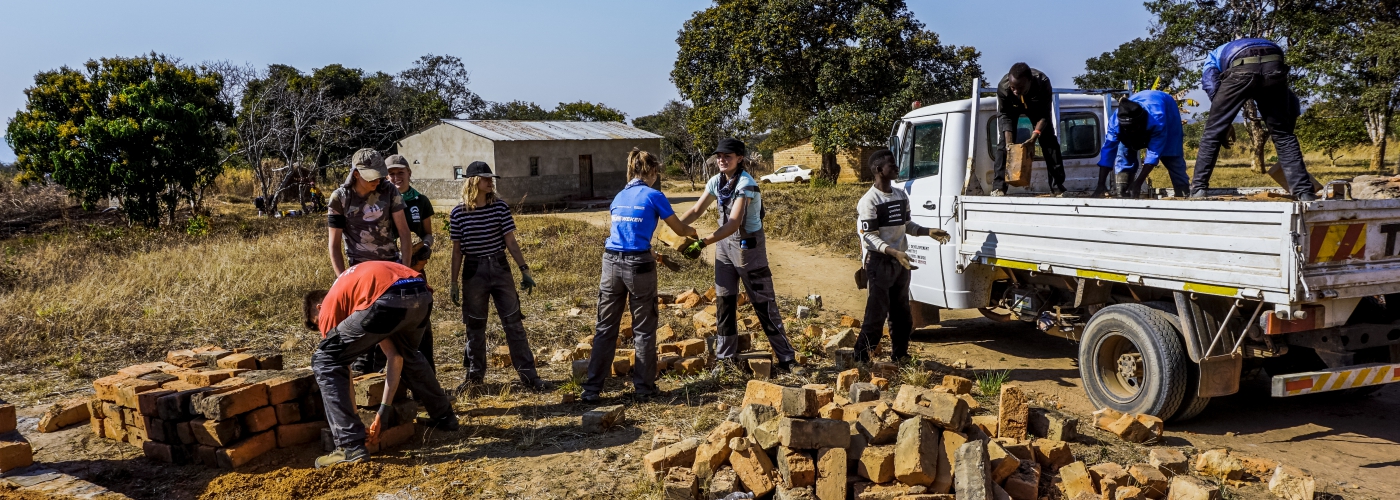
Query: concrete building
[
  {"left": 772, "top": 139, "right": 877, "bottom": 184},
  {"left": 395, "top": 120, "right": 663, "bottom": 208}
]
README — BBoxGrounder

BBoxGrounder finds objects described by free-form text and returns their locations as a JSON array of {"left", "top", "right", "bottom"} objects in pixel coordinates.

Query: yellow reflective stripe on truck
[
  {"left": 1182, "top": 282, "right": 1239, "bottom": 298},
  {"left": 1076, "top": 269, "right": 1128, "bottom": 282},
  {"left": 980, "top": 258, "right": 1244, "bottom": 298},
  {"left": 983, "top": 257, "right": 1038, "bottom": 271},
  {"left": 1272, "top": 362, "right": 1400, "bottom": 397}
]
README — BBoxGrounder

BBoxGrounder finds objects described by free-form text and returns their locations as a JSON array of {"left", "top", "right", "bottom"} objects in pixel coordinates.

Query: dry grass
[
  {"left": 759, "top": 182, "right": 868, "bottom": 258},
  {"left": 1148, "top": 163, "right": 1381, "bottom": 189}
]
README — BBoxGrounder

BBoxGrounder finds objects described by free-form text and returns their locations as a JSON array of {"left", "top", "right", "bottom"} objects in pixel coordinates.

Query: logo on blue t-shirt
[{"left": 605, "top": 182, "right": 676, "bottom": 252}]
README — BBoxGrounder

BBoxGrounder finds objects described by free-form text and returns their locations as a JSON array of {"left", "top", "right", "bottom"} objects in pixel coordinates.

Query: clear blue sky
[{"left": 0, "top": 0, "right": 1166, "bottom": 162}]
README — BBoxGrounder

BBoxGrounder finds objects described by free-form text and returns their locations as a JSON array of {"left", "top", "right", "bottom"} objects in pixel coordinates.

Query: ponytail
[{"left": 627, "top": 147, "right": 661, "bottom": 180}]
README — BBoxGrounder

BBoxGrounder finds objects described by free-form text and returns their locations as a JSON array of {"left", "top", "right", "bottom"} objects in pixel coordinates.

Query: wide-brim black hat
[
  {"left": 465, "top": 161, "right": 498, "bottom": 178},
  {"left": 712, "top": 138, "right": 747, "bottom": 157}
]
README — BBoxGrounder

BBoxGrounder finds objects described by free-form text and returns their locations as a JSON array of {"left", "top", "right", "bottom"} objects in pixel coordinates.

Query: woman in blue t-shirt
[
  {"left": 580, "top": 149, "right": 697, "bottom": 403},
  {"left": 677, "top": 138, "right": 801, "bottom": 375}
]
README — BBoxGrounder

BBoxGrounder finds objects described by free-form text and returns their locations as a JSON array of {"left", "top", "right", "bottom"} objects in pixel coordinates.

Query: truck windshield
[{"left": 900, "top": 120, "right": 943, "bottom": 181}]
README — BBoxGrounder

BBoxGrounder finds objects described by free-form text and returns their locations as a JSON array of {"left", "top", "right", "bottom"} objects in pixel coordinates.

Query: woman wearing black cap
[
  {"left": 447, "top": 161, "right": 545, "bottom": 394},
  {"left": 677, "top": 138, "right": 802, "bottom": 375}
]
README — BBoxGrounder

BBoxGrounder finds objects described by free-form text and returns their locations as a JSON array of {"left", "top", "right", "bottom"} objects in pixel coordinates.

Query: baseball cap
[
  {"left": 1117, "top": 100, "right": 1150, "bottom": 150},
  {"left": 712, "top": 138, "right": 747, "bottom": 157},
  {"left": 464, "top": 161, "right": 499, "bottom": 178},
  {"left": 351, "top": 149, "right": 387, "bottom": 182},
  {"left": 385, "top": 154, "right": 410, "bottom": 170}
]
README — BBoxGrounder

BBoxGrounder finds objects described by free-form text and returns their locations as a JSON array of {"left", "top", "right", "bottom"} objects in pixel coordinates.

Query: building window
[
  {"left": 529, "top": 157, "right": 540, "bottom": 176},
  {"left": 453, "top": 166, "right": 464, "bottom": 179}
]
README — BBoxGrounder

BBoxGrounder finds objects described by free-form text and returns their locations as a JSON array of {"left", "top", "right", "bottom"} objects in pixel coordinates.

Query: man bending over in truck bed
[
  {"left": 853, "top": 149, "right": 950, "bottom": 363},
  {"left": 991, "top": 63, "right": 1067, "bottom": 196},
  {"left": 1096, "top": 90, "right": 1189, "bottom": 199}
]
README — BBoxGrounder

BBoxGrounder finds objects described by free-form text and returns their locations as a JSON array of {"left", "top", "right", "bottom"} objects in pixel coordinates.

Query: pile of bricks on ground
[
  {"left": 0, "top": 399, "right": 34, "bottom": 473},
  {"left": 317, "top": 372, "right": 420, "bottom": 454},
  {"left": 78, "top": 345, "right": 336, "bottom": 468},
  {"left": 607, "top": 372, "right": 1317, "bottom": 500}
]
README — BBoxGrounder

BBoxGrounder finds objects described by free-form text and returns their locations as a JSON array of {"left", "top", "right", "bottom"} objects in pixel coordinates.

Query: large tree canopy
[
  {"left": 672, "top": 0, "right": 982, "bottom": 180},
  {"left": 474, "top": 100, "right": 627, "bottom": 122},
  {"left": 6, "top": 53, "right": 232, "bottom": 226},
  {"left": 1074, "top": 37, "right": 1198, "bottom": 95}
]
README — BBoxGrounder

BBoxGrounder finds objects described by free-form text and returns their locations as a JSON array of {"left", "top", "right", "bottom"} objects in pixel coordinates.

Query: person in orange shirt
[{"left": 301, "top": 261, "right": 458, "bottom": 468}]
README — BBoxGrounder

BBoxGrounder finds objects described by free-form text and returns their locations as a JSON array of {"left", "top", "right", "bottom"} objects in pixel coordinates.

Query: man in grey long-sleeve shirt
[{"left": 853, "top": 149, "right": 950, "bottom": 363}]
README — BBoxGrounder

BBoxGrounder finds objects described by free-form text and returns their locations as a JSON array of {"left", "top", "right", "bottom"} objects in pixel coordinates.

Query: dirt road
[{"left": 540, "top": 191, "right": 1400, "bottom": 498}]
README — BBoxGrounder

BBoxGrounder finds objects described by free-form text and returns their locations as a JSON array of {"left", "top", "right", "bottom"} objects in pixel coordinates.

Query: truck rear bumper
[{"left": 1271, "top": 362, "right": 1400, "bottom": 396}]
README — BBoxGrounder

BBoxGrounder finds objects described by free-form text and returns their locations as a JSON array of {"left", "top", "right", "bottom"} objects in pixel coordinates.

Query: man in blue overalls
[{"left": 1096, "top": 90, "right": 1188, "bottom": 199}]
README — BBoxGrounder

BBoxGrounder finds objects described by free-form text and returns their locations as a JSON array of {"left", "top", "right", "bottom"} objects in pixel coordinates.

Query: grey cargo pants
[
  {"left": 713, "top": 230, "right": 797, "bottom": 362},
  {"left": 583, "top": 251, "right": 660, "bottom": 396},
  {"left": 461, "top": 252, "right": 540, "bottom": 385},
  {"left": 311, "top": 285, "right": 454, "bottom": 449}
]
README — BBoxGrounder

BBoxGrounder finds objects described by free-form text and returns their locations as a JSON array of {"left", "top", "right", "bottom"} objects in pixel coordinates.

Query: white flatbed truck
[{"left": 892, "top": 78, "right": 1400, "bottom": 420}]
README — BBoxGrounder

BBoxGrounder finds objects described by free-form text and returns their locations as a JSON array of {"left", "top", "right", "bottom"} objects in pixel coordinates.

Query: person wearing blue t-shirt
[
  {"left": 1193, "top": 38, "right": 1315, "bottom": 200},
  {"left": 1095, "top": 90, "right": 1188, "bottom": 199},
  {"left": 678, "top": 138, "right": 802, "bottom": 375},
  {"left": 580, "top": 149, "right": 698, "bottom": 403}
]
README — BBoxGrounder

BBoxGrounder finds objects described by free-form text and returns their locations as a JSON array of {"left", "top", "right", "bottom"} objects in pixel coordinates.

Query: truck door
[{"left": 897, "top": 116, "right": 949, "bottom": 307}]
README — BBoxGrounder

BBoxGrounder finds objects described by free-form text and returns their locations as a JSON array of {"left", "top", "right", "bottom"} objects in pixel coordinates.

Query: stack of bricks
[
  {"left": 319, "top": 372, "right": 419, "bottom": 453},
  {"left": 0, "top": 399, "right": 34, "bottom": 472},
  {"left": 89, "top": 345, "right": 331, "bottom": 468}
]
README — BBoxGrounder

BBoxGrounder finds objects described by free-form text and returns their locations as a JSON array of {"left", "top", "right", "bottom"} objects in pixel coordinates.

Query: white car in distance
[{"left": 759, "top": 165, "right": 812, "bottom": 184}]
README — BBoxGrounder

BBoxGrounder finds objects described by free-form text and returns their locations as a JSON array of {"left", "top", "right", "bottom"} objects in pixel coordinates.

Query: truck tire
[
  {"left": 1138, "top": 301, "right": 1211, "bottom": 421},
  {"left": 1079, "top": 304, "right": 1189, "bottom": 419}
]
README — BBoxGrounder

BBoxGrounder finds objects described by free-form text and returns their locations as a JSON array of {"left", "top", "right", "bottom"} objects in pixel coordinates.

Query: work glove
[
  {"left": 681, "top": 239, "right": 706, "bottom": 260},
  {"left": 366, "top": 403, "right": 397, "bottom": 448},
  {"left": 450, "top": 282, "right": 461, "bottom": 307},
  {"left": 520, "top": 269, "right": 537, "bottom": 295},
  {"left": 421, "top": 234, "right": 435, "bottom": 249},
  {"left": 927, "top": 228, "right": 951, "bottom": 244},
  {"left": 893, "top": 250, "right": 919, "bottom": 271}
]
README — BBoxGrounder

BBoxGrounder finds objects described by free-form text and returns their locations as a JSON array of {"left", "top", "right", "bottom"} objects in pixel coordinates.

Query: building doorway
[{"left": 578, "top": 154, "right": 594, "bottom": 199}]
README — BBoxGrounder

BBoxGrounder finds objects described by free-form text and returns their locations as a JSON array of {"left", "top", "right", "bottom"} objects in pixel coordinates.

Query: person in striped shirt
[{"left": 448, "top": 161, "right": 544, "bottom": 394}]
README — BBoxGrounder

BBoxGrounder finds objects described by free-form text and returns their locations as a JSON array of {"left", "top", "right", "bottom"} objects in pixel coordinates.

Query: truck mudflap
[{"left": 1271, "top": 362, "right": 1400, "bottom": 397}]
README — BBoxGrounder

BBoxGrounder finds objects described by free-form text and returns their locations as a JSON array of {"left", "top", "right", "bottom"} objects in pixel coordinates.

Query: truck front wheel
[{"left": 1079, "top": 304, "right": 1189, "bottom": 419}]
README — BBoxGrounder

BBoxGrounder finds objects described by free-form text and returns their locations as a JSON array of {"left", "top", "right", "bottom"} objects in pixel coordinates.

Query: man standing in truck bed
[
  {"left": 991, "top": 62, "right": 1067, "bottom": 196},
  {"left": 1191, "top": 38, "right": 1316, "bottom": 201}
]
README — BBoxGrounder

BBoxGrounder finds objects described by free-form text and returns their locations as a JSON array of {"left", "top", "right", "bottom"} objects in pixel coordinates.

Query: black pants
[
  {"left": 992, "top": 112, "right": 1065, "bottom": 192},
  {"left": 1192, "top": 58, "right": 1312, "bottom": 197},
  {"left": 853, "top": 253, "right": 913, "bottom": 363},
  {"left": 351, "top": 324, "right": 435, "bottom": 374}
]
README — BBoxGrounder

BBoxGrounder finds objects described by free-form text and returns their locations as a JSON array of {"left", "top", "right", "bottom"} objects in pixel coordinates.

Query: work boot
[
  {"left": 1050, "top": 184, "right": 1066, "bottom": 197},
  {"left": 1114, "top": 172, "right": 1133, "bottom": 198},
  {"left": 1296, "top": 192, "right": 1318, "bottom": 202},
  {"left": 774, "top": 359, "right": 807, "bottom": 376},
  {"left": 424, "top": 414, "right": 460, "bottom": 432},
  {"left": 580, "top": 392, "right": 602, "bottom": 404},
  {"left": 315, "top": 445, "right": 369, "bottom": 469},
  {"left": 1190, "top": 189, "right": 1207, "bottom": 199},
  {"left": 520, "top": 378, "right": 552, "bottom": 393}
]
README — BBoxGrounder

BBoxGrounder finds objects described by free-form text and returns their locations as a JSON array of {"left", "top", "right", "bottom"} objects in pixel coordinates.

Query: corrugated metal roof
[{"left": 440, "top": 120, "right": 663, "bottom": 141}]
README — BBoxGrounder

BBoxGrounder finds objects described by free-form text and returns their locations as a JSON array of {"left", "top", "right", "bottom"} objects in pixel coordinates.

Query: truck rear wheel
[
  {"left": 1139, "top": 301, "right": 1211, "bottom": 421},
  {"left": 1080, "top": 304, "right": 1189, "bottom": 419}
]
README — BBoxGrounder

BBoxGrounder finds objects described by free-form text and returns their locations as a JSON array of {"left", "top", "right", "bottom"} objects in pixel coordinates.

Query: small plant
[
  {"left": 185, "top": 215, "right": 210, "bottom": 237},
  {"left": 558, "top": 374, "right": 583, "bottom": 396},
  {"left": 975, "top": 369, "right": 1012, "bottom": 396},
  {"left": 900, "top": 365, "right": 933, "bottom": 388}
]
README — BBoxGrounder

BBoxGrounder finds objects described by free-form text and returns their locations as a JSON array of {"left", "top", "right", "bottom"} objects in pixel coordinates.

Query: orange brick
[
  {"left": 180, "top": 369, "right": 242, "bottom": 387},
  {"left": 0, "top": 404, "right": 14, "bottom": 434},
  {"left": 142, "top": 440, "right": 187, "bottom": 463},
  {"left": 115, "top": 379, "right": 162, "bottom": 408},
  {"left": 166, "top": 349, "right": 206, "bottom": 368},
  {"left": 265, "top": 372, "right": 315, "bottom": 405},
  {"left": 176, "top": 421, "right": 196, "bottom": 445},
  {"left": 118, "top": 361, "right": 174, "bottom": 378},
  {"left": 217, "top": 353, "right": 258, "bottom": 370},
  {"left": 196, "top": 445, "right": 218, "bottom": 467},
  {"left": 93, "top": 374, "right": 132, "bottom": 402},
  {"left": 160, "top": 379, "right": 200, "bottom": 392},
  {"left": 103, "top": 417, "right": 127, "bottom": 442},
  {"left": 243, "top": 406, "right": 278, "bottom": 434},
  {"left": 276, "top": 421, "right": 328, "bottom": 448},
  {"left": 274, "top": 403, "right": 301, "bottom": 425},
  {"left": 136, "top": 389, "right": 175, "bottom": 417},
  {"left": 216, "top": 430, "right": 276, "bottom": 468},
  {"left": 144, "top": 417, "right": 179, "bottom": 443},
  {"left": 194, "top": 383, "right": 269, "bottom": 420},
  {"left": 191, "top": 418, "right": 242, "bottom": 447},
  {"left": 255, "top": 352, "right": 284, "bottom": 370},
  {"left": 91, "top": 417, "right": 106, "bottom": 439},
  {"left": 367, "top": 422, "right": 416, "bottom": 453},
  {"left": 0, "top": 434, "right": 33, "bottom": 472},
  {"left": 125, "top": 425, "right": 147, "bottom": 445}
]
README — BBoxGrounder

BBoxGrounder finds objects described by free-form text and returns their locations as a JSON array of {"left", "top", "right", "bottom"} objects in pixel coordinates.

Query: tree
[
  {"left": 1297, "top": 99, "right": 1368, "bottom": 166},
  {"left": 1075, "top": 37, "right": 1199, "bottom": 94},
  {"left": 398, "top": 54, "right": 486, "bottom": 118},
  {"left": 634, "top": 100, "right": 708, "bottom": 188},
  {"left": 475, "top": 100, "right": 553, "bottom": 120},
  {"left": 551, "top": 101, "right": 626, "bottom": 122},
  {"left": 1146, "top": 0, "right": 1289, "bottom": 173},
  {"left": 672, "top": 0, "right": 981, "bottom": 181},
  {"left": 1286, "top": 0, "right": 1400, "bottom": 172},
  {"left": 5, "top": 53, "right": 232, "bottom": 226}
]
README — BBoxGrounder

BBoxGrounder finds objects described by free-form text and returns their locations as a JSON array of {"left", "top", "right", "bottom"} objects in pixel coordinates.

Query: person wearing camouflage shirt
[{"left": 328, "top": 149, "right": 414, "bottom": 275}]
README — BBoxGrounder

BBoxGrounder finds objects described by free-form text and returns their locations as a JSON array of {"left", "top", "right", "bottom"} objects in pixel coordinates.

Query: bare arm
[
  {"left": 504, "top": 231, "right": 527, "bottom": 269},
  {"left": 377, "top": 338, "right": 403, "bottom": 408},
  {"left": 703, "top": 196, "right": 748, "bottom": 245},
  {"left": 677, "top": 191, "right": 716, "bottom": 225},
  {"left": 328, "top": 228, "right": 346, "bottom": 275},
  {"left": 662, "top": 214, "right": 698, "bottom": 238},
  {"left": 393, "top": 210, "right": 413, "bottom": 270}
]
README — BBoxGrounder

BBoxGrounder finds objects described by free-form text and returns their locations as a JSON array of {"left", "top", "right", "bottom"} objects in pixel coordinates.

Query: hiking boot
[
  {"left": 1190, "top": 189, "right": 1207, "bottom": 199},
  {"left": 989, "top": 189, "right": 1006, "bottom": 197},
  {"left": 314, "top": 445, "right": 368, "bottom": 469},
  {"left": 1296, "top": 192, "right": 1318, "bottom": 202},
  {"left": 580, "top": 392, "right": 602, "bottom": 404},
  {"left": 520, "top": 378, "right": 552, "bottom": 393},
  {"left": 425, "top": 414, "right": 460, "bottom": 432},
  {"left": 774, "top": 360, "right": 807, "bottom": 377}
]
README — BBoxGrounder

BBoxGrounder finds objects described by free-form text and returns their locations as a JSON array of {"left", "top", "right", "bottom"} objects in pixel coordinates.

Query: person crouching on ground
[
  {"left": 385, "top": 154, "right": 439, "bottom": 370},
  {"left": 581, "top": 149, "right": 699, "bottom": 403},
  {"left": 448, "top": 161, "right": 546, "bottom": 394},
  {"left": 303, "top": 260, "right": 458, "bottom": 468},
  {"left": 852, "top": 149, "right": 950, "bottom": 363},
  {"left": 677, "top": 138, "right": 802, "bottom": 375}
]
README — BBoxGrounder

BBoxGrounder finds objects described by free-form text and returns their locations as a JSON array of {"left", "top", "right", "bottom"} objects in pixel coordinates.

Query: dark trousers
[
  {"left": 1192, "top": 59, "right": 1312, "bottom": 197},
  {"left": 992, "top": 112, "right": 1066, "bottom": 192},
  {"left": 583, "top": 251, "right": 660, "bottom": 396},
  {"left": 461, "top": 252, "right": 539, "bottom": 385},
  {"left": 854, "top": 252, "right": 913, "bottom": 363},
  {"left": 712, "top": 231, "right": 797, "bottom": 362},
  {"left": 311, "top": 287, "right": 453, "bottom": 449},
  {"left": 352, "top": 324, "right": 435, "bottom": 374}
]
